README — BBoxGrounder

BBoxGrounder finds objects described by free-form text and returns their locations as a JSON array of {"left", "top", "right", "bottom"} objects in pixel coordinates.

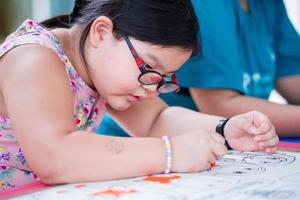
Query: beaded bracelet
[{"left": 162, "top": 135, "right": 172, "bottom": 174}]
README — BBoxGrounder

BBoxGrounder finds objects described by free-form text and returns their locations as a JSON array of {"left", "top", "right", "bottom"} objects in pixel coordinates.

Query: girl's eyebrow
[{"left": 146, "top": 53, "right": 177, "bottom": 74}]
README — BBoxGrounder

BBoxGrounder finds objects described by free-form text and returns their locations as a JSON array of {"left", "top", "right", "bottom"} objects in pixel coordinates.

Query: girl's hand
[
  {"left": 170, "top": 131, "right": 227, "bottom": 173},
  {"left": 225, "top": 111, "right": 279, "bottom": 153}
]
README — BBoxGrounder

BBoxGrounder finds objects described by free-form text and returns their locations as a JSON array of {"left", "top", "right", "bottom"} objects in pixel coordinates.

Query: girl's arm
[
  {"left": 108, "top": 96, "right": 279, "bottom": 153},
  {"left": 2, "top": 45, "right": 226, "bottom": 184},
  {"left": 108, "top": 97, "right": 223, "bottom": 138},
  {"left": 189, "top": 88, "right": 300, "bottom": 137},
  {"left": 0, "top": 45, "right": 167, "bottom": 184}
]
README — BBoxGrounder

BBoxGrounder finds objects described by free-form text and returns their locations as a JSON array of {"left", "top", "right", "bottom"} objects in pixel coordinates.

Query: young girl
[{"left": 0, "top": 0, "right": 278, "bottom": 190}]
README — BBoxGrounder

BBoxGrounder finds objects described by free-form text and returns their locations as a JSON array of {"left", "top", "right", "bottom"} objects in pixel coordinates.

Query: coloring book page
[{"left": 14, "top": 150, "right": 300, "bottom": 200}]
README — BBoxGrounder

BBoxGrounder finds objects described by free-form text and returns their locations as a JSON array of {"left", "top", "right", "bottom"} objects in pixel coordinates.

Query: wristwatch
[{"left": 215, "top": 118, "right": 231, "bottom": 149}]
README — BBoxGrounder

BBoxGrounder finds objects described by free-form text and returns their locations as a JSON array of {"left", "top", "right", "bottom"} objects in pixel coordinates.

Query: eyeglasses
[{"left": 123, "top": 35, "right": 180, "bottom": 94}]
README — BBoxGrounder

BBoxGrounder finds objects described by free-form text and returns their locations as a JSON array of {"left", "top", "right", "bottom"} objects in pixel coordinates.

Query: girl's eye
[
  {"left": 144, "top": 64, "right": 153, "bottom": 69},
  {"left": 164, "top": 73, "right": 174, "bottom": 78},
  {"left": 162, "top": 75, "right": 168, "bottom": 80}
]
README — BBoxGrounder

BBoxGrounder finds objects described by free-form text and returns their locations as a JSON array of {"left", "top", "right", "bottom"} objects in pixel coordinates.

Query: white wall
[
  {"left": 269, "top": 0, "right": 299, "bottom": 104},
  {"left": 284, "top": 0, "right": 300, "bottom": 34},
  {"left": 31, "top": 0, "right": 51, "bottom": 22}
]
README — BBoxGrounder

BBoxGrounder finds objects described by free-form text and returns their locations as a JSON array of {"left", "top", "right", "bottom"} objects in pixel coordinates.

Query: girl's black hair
[{"left": 42, "top": 0, "right": 200, "bottom": 66}]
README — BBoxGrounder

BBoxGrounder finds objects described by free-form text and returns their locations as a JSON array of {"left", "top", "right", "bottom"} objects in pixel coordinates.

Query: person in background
[
  {"left": 50, "top": 0, "right": 75, "bottom": 16},
  {"left": 98, "top": 0, "right": 300, "bottom": 138}
]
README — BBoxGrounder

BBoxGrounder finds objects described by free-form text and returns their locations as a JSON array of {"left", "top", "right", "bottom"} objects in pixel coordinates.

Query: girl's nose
[{"left": 142, "top": 84, "right": 158, "bottom": 93}]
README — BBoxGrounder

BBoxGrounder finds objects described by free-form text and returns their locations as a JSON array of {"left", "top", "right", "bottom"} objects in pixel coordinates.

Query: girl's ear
[{"left": 89, "top": 16, "right": 114, "bottom": 48}]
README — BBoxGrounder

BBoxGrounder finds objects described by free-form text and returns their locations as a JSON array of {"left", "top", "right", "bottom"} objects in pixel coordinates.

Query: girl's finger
[
  {"left": 207, "top": 150, "right": 217, "bottom": 163},
  {"left": 237, "top": 116, "right": 261, "bottom": 135},
  {"left": 211, "top": 141, "right": 227, "bottom": 159},
  {"left": 254, "top": 125, "right": 276, "bottom": 142},
  {"left": 211, "top": 132, "right": 225, "bottom": 144},
  {"left": 256, "top": 120, "right": 272, "bottom": 133},
  {"left": 264, "top": 146, "right": 278, "bottom": 153},
  {"left": 258, "top": 135, "right": 279, "bottom": 149},
  {"left": 201, "top": 162, "right": 212, "bottom": 172}
]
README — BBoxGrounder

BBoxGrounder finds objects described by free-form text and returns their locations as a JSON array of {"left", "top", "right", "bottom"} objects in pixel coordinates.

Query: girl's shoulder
[
  {"left": 0, "top": 43, "right": 71, "bottom": 94},
  {"left": 0, "top": 19, "right": 76, "bottom": 93},
  {"left": 4, "top": 19, "right": 60, "bottom": 44},
  {"left": 1, "top": 19, "right": 65, "bottom": 60}
]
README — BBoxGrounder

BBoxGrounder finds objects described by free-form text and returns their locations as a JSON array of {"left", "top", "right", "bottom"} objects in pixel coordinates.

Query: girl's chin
[{"left": 108, "top": 101, "right": 131, "bottom": 111}]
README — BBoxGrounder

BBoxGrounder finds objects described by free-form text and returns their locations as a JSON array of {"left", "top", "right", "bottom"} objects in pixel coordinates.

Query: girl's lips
[{"left": 128, "top": 94, "right": 141, "bottom": 102}]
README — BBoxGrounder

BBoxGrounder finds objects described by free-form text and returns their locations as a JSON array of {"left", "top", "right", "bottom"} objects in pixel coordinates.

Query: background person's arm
[
  {"left": 189, "top": 88, "right": 300, "bottom": 137},
  {"left": 276, "top": 76, "right": 300, "bottom": 105},
  {"left": 273, "top": 1, "right": 300, "bottom": 105}
]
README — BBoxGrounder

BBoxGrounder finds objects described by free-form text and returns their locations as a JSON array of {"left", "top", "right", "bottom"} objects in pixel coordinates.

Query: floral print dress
[{"left": 0, "top": 19, "right": 107, "bottom": 190}]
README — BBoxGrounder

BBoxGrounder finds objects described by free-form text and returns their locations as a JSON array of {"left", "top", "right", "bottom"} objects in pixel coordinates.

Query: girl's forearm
[
  {"left": 39, "top": 131, "right": 166, "bottom": 184},
  {"left": 208, "top": 95, "right": 300, "bottom": 137},
  {"left": 149, "top": 106, "right": 224, "bottom": 138}
]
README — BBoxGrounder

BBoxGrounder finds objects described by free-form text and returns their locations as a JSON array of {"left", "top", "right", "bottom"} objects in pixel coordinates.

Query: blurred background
[
  {"left": 0, "top": 0, "right": 299, "bottom": 40},
  {"left": 0, "top": 0, "right": 299, "bottom": 103},
  {"left": 0, "top": 0, "right": 75, "bottom": 39}
]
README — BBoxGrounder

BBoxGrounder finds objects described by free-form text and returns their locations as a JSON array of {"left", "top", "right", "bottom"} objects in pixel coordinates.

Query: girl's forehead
[
  {"left": 120, "top": 36, "right": 192, "bottom": 74},
  {"left": 144, "top": 47, "right": 192, "bottom": 69}
]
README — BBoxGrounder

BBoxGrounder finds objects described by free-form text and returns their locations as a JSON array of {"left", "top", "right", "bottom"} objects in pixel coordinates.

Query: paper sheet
[{"left": 14, "top": 150, "right": 300, "bottom": 200}]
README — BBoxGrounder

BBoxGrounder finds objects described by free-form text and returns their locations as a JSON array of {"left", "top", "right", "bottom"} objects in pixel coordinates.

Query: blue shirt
[
  {"left": 173, "top": 0, "right": 300, "bottom": 101},
  {"left": 97, "top": 0, "right": 300, "bottom": 136}
]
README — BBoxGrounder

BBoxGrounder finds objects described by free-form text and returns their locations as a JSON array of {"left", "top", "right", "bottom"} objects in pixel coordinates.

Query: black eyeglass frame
[{"left": 123, "top": 35, "right": 180, "bottom": 94}]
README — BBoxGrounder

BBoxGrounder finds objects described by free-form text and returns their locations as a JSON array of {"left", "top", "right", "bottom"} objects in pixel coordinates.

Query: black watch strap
[{"left": 215, "top": 118, "right": 232, "bottom": 149}]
